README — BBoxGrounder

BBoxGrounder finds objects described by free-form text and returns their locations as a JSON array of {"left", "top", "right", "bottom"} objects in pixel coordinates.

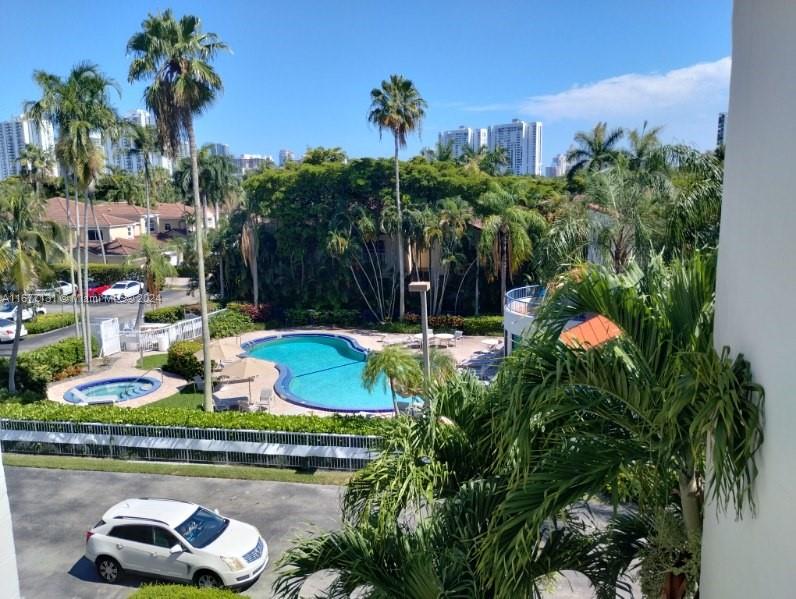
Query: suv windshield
[{"left": 175, "top": 508, "right": 228, "bottom": 548}]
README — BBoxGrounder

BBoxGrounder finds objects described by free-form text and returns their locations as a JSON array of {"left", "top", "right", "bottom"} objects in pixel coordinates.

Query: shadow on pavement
[{"left": 68, "top": 556, "right": 143, "bottom": 588}]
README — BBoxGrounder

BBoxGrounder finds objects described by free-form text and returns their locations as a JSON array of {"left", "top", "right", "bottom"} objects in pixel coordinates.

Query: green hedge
[
  {"left": 0, "top": 402, "right": 393, "bottom": 436},
  {"left": 144, "top": 306, "right": 185, "bottom": 324},
  {"left": 461, "top": 315, "right": 504, "bottom": 336},
  {"left": 0, "top": 337, "right": 98, "bottom": 396},
  {"left": 130, "top": 584, "right": 240, "bottom": 599},
  {"left": 285, "top": 308, "right": 359, "bottom": 327},
  {"left": 50, "top": 263, "right": 141, "bottom": 285},
  {"left": 209, "top": 309, "right": 255, "bottom": 338},
  {"left": 164, "top": 340, "right": 203, "bottom": 379},
  {"left": 26, "top": 312, "right": 76, "bottom": 334},
  {"left": 404, "top": 313, "right": 465, "bottom": 331}
]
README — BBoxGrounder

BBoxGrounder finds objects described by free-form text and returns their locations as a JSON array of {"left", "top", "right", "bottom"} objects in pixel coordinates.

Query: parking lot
[{"left": 5, "top": 467, "right": 342, "bottom": 598}]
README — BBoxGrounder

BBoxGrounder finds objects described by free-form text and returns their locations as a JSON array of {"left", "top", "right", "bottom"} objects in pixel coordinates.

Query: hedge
[
  {"left": 404, "top": 313, "right": 465, "bottom": 331},
  {"left": 285, "top": 308, "right": 359, "bottom": 327},
  {"left": 225, "top": 302, "right": 271, "bottom": 322},
  {"left": 25, "top": 312, "right": 76, "bottom": 334},
  {"left": 144, "top": 305, "right": 185, "bottom": 324},
  {"left": 0, "top": 337, "right": 98, "bottom": 396},
  {"left": 377, "top": 315, "right": 502, "bottom": 336},
  {"left": 461, "top": 315, "right": 504, "bottom": 336},
  {"left": 164, "top": 340, "right": 203, "bottom": 379},
  {"left": 209, "top": 309, "right": 255, "bottom": 338},
  {"left": 0, "top": 402, "right": 393, "bottom": 436},
  {"left": 50, "top": 263, "right": 141, "bottom": 286},
  {"left": 130, "top": 584, "right": 240, "bottom": 599}
]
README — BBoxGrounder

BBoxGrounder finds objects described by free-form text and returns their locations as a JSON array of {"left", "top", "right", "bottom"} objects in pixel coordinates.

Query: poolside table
[
  {"left": 480, "top": 338, "right": 501, "bottom": 350},
  {"left": 435, "top": 333, "right": 455, "bottom": 347}
]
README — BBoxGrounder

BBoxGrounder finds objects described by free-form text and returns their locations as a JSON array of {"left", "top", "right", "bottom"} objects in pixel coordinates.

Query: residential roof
[
  {"left": 560, "top": 315, "right": 622, "bottom": 349},
  {"left": 45, "top": 197, "right": 197, "bottom": 228}
]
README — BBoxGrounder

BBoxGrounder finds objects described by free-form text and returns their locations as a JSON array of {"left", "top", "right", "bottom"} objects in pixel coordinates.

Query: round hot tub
[{"left": 64, "top": 376, "right": 161, "bottom": 404}]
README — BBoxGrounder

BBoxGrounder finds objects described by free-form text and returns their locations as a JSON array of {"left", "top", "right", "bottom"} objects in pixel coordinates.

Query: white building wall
[
  {"left": 0, "top": 447, "right": 20, "bottom": 598},
  {"left": 701, "top": 2, "right": 796, "bottom": 597},
  {"left": 104, "top": 110, "right": 173, "bottom": 175},
  {"left": 0, "top": 115, "right": 58, "bottom": 180},
  {"left": 487, "top": 119, "right": 543, "bottom": 175}
]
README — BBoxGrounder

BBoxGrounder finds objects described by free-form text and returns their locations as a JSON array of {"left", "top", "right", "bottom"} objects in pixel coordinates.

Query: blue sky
[{"left": 0, "top": 0, "right": 732, "bottom": 164}]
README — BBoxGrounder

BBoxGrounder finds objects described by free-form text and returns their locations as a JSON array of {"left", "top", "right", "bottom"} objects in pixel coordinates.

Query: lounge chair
[{"left": 212, "top": 394, "right": 243, "bottom": 412}]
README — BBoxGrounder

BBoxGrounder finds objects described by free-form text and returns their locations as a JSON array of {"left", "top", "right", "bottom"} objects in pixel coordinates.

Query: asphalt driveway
[{"left": 5, "top": 467, "right": 341, "bottom": 598}]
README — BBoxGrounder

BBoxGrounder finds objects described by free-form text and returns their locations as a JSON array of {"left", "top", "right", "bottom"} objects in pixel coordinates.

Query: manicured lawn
[
  {"left": 148, "top": 386, "right": 203, "bottom": 410},
  {"left": 135, "top": 353, "right": 168, "bottom": 370},
  {"left": 2, "top": 453, "right": 351, "bottom": 485}
]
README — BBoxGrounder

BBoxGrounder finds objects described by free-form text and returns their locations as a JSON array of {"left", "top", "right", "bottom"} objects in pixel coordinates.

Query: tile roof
[
  {"left": 45, "top": 197, "right": 198, "bottom": 228},
  {"left": 560, "top": 315, "right": 622, "bottom": 349}
]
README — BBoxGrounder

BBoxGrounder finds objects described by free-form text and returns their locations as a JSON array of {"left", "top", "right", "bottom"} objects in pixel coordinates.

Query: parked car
[
  {"left": 85, "top": 498, "right": 268, "bottom": 589},
  {"left": 34, "top": 280, "right": 73, "bottom": 299},
  {"left": 53, "top": 280, "right": 74, "bottom": 296},
  {"left": 85, "top": 279, "right": 111, "bottom": 299},
  {"left": 101, "top": 281, "right": 142, "bottom": 302},
  {"left": 0, "top": 318, "right": 26, "bottom": 342},
  {"left": 0, "top": 302, "right": 46, "bottom": 321}
]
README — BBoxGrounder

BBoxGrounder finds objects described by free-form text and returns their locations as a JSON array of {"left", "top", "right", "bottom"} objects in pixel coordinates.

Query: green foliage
[
  {"left": 0, "top": 401, "right": 393, "bottom": 436},
  {"left": 225, "top": 302, "right": 271, "bottom": 322},
  {"left": 129, "top": 583, "right": 242, "bottom": 598},
  {"left": 25, "top": 312, "right": 75, "bottom": 334},
  {"left": 461, "top": 315, "right": 503, "bottom": 335},
  {"left": 49, "top": 263, "right": 141, "bottom": 286},
  {"left": 404, "top": 313, "right": 464, "bottom": 331},
  {"left": 0, "top": 337, "right": 97, "bottom": 395},
  {"left": 208, "top": 309, "right": 255, "bottom": 338},
  {"left": 285, "top": 308, "right": 360, "bottom": 327},
  {"left": 164, "top": 340, "right": 202, "bottom": 379},
  {"left": 144, "top": 305, "right": 185, "bottom": 324},
  {"left": 375, "top": 321, "right": 420, "bottom": 334},
  {"left": 135, "top": 353, "right": 168, "bottom": 370}
]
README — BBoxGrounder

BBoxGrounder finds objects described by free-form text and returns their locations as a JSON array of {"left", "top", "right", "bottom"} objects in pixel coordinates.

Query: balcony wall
[{"left": 503, "top": 285, "right": 544, "bottom": 354}]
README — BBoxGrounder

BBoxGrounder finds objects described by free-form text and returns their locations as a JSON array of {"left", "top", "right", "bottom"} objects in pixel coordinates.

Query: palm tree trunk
[
  {"left": 389, "top": 380, "right": 399, "bottom": 416},
  {"left": 136, "top": 160, "right": 152, "bottom": 329},
  {"left": 394, "top": 134, "right": 405, "bottom": 321},
  {"left": 500, "top": 229, "right": 508, "bottom": 307},
  {"left": 89, "top": 195, "right": 107, "bottom": 265},
  {"left": 678, "top": 471, "right": 702, "bottom": 538},
  {"left": 72, "top": 178, "right": 90, "bottom": 371},
  {"left": 63, "top": 173, "right": 80, "bottom": 338},
  {"left": 188, "top": 118, "right": 214, "bottom": 413},
  {"left": 475, "top": 253, "right": 480, "bottom": 316},
  {"left": 83, "top": 194, "right": 92, "bottom": 372},
  {"left": 251, "top": 222, "right": 259, "bottom": 306},
  {"left": 7, "top": 257, "right": 24, "bottom": 394}
]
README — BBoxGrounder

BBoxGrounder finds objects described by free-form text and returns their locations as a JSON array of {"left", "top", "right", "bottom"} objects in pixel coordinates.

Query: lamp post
[{"left": 409, "top": 281, "right": 431, "bottom": 381}]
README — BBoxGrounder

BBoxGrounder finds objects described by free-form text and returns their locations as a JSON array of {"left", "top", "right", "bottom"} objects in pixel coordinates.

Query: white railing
[
  {"left": 124, "top": 308, "right": 226, "bottom": 352},
  {"left": 504, "top": 285, "right": 545, "bottom": 316}
]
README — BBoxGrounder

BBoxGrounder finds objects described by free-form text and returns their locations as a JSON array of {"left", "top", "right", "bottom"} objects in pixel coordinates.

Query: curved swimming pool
[
  {"left": 64, "top": 376, "right": 161, "bottom": 404},
  {"left": 244, "top": 334, "right": 412, "bottom": 413}
]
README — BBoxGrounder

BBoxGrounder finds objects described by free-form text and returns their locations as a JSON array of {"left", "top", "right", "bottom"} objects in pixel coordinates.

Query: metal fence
[
  {"left": 504, "top": 285, "right": 546, "bottom": 316},
  {"left": 0, "top": 418, "right": 383, "bottom": 471},
  {"left": 123, "top": 309, "right": 226, "bottom": 352}
]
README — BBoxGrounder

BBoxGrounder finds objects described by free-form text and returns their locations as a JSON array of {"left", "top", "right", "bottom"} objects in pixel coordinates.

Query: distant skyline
[{"left": 0, "top": 0, "right": 731, "bottom": 163}]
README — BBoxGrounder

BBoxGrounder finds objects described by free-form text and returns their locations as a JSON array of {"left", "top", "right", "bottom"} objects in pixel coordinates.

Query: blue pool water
[
  {"left": 64, "top": 376, "right": 161, "bottom": 404},
  {"left": 246, "top": 334, "right": 412, "bottom": 412}
]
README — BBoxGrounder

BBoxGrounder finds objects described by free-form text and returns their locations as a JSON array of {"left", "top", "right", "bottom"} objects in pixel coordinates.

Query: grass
[
  {"left": 148, "top": 386, "right": 204, "bottom": 410},
  {"left": 2, "top": 453, "right": 352, "bottom": 485},
  {"left": 135, "top": 353, "right": 169, "bottom": 370}
]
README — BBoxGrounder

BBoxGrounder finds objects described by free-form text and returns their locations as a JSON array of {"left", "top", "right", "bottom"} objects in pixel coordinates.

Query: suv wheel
[
  {"left": 95, "top": 556, "right": 123, "bottom": 583},
  {"left": 195, "top": 570, "right": 222, "bottom": 588}
]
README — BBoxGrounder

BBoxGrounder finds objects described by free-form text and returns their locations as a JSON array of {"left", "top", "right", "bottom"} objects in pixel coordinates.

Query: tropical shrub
[
  {"left": 130, "top": 583, "right": 241, "bottom": 598},
  {"left": 461, "top": 315, "right": 504, "bottom": 335},
  {"left": 404, "top": 313, "right": 465, "bottom": 331},
  {"left": 144, "top": 306, "right": 185, "bottom": 324},
  {"left": 0, "top": 337, "right": 98, "bottom": 395},
  {"left": 164, "top": 340, "right": 203, "bottom": 379},
  {"left": 50, "top": 263, "right": 142, "bottom": 285},
  {"left": 226, "top": 302, "right": 271, "bottom": 322},
  {"left": 285, "top": 308, "right": 360, "bottom": 327},
  {"left": 183, "top": 301, "right": 220, "bottom": 315},
  {"left": 25, "top": 312, "right": 76, "bottom": 334},
  {"left": 0, "top": 402, "right": 393, "bottom": 437},
  {"left": 208, "top": 309, "right": 255, "bottom": 338}
]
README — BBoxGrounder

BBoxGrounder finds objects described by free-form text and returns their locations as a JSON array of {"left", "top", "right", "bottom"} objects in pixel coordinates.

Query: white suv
[
  {"left": 101, "top": 280, "right": 142, "bottom": 302},
  {"left": 84, "top": 498, "right": 268, "bottom": 589}
]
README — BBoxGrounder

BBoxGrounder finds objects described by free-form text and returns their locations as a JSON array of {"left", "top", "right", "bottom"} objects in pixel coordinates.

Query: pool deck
[{"left": 46, "top": 327, "right": 503, "bottom": 415}]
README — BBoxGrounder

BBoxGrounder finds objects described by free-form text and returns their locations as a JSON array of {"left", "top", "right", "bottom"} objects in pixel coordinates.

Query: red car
[{"left": 85, "top": 279, "right": 111, "bottom": 299}]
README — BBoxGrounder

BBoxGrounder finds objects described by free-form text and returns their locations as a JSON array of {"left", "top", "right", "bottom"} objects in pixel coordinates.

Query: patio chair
[
  {"left": 453, "top": 330, "right": 464, "bottom": 345},
  {"left": 212, "top": 394, "right": 244, "bottom": 412},
  {"left": 192, "top": 375, "right": 205, "bottom": 392}
]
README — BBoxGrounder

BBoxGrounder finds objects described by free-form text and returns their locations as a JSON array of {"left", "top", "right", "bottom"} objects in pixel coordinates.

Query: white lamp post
[{"left": 409, "top": 281, "right": 431, "bottom": 380}]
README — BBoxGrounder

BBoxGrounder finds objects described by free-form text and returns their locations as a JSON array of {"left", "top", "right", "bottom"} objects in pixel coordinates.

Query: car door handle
[{"left": 116, "top": 544, "right": 124, "bottom": 550}]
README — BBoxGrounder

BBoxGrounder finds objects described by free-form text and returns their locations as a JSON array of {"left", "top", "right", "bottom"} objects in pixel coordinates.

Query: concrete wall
[
  {"left": 701, "top": 1, "right": 796, "bottom": 596},
  {"left": 0, "top": 447, "right": 20, "bottom": 598}
]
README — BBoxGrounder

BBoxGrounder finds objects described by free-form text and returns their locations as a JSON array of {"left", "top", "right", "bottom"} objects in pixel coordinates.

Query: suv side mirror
[
  {"left": 169, "top": 543, "right": 183, "bottom": 554},
  {"left": 213, "top": 508, "right": 220, "bottom": 515}
]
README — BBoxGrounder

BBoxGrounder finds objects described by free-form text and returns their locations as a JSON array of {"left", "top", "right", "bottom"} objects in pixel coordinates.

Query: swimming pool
[
  {"left": 64, "top": 376, "right": 161, "bottom": 404},
  {"left": 243, "top": 334, "right": 413, "bottom": 413}
]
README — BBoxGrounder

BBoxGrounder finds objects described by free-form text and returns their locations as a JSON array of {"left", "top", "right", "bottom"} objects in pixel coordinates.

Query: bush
[
  {"left": 0, "top": 337, "right": 98, "bottom": 396},
  {"left": 50, "top": 263, "right": 141, "bottom": 285},
  {"left": 285, "top": 308, "right": 360, "bottom": 327},
  {"left": 183, "top": 301, "right": 220, "bottom": 316},
  {"left": 225, "top": 302, "right": 271, "bottom": 322},
  {"left": 209, "top": 309, "right": 255, "bottom": 338},
  {"left": 0, "top": 401, "right": 394, "bottom": 437},
  {"left": 25, "top": 312, "right": 76, "bottom": 334},
  {"left": 144, "top": 306, "right": 185, "bottom": 324},
  {"left": 164, "top": 340, "right": 203, "bottom": 379},
  {"left": 461, "top": 315, "right": 504, "bottom": 336},
  {"left": 130, "top": 584, "right": 240, "bottom": 599},
  {"left": 376, "top": 321, "right": 420, "bottom": 334}
]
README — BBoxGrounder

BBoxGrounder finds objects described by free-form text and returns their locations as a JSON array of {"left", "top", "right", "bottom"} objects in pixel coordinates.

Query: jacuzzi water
[
  {"left": 245, "top": 334, "right": 416, "bottom": 412},
  {"left": 64, "top": 376, "right": 161, "bottom": 404}
]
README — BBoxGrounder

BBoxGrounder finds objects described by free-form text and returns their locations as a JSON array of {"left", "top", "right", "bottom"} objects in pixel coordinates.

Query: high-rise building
[
  {"left": 717, "top": 112, "right": 727, "bottom": 146},
  {"left": 234, "top": 153, "right": 273, "bottom": 175},
  {"left": 206, "top": 143, "right": 230, "bottom": 157},
  {"left": 488, "top": 119, "right": 543, "bottom": 176},
  {"left": 544, "top": 153, "right": 568, "bottom": 177},
  {"left": 278, "top": 149, "right": 295, "bottom": 166},
  {"left": 0, "top": 114, "right": 58, "bottom": 180},
  {"left": 438, "top": 126, "right": 488, "bottom": 159},
  {"left": 103, "top": 109, "right": 173, "bottom": 175}
]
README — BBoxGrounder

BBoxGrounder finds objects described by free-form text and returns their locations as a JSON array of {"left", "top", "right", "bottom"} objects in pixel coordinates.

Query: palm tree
[
  {"left": 0, "top": 181, "right": 63, "bottom": 393},
  {"left": 482, "top": 253, "right": 764, "bottom": 597},
  {"left": 368, "top": 74, "right": 427, "bottom": 321},
  {"left": 626, "top": 121, "right": 665, "bottom": 172},
  {"left": 302, "top": 146, "right": 347, "bottom": 164},
  {"left": 134, "top": 235, "right": 176, "bottom": 328},
  {"left": 16, "top": 144, "right": 54, "bottom": 197},
  {"left": 240, "top": 203, "right": 261, "bottom": 306},
  {"left": 362, "top": 345, "right": 423, "bottom": 416},
  {"left": 477, "top": 189, "right": 547, "bottom": 305},
  {"left": 566, "top": 121, "right": 625, "bottom": 178},
  {"left": 128, "top": 9, "right": 229, "bottom": 413},
  {"left": 480, "top": 146, "right": 510, "bottom": 176}
]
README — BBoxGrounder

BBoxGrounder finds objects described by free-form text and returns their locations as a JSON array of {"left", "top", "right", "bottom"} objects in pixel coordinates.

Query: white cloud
[{"left": 466, "top": 57, "right": 732, "bottom": 122}]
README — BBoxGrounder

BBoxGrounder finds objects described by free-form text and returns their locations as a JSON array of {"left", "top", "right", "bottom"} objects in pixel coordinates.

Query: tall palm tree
[
  {"left": 0, "top": 181, "right": 62, "bottom": 393},
  {"left": 626, "top": 121, "right": 665, "bottom": 172},
  {"left": 480, "top": 146, "right": 510, "bottom": 176},
  {"left": 16, "top": 144, "right": 54, "bottom": 197},
  {"left": 566, "top": 121, "right": 625, "bottom": 178},
  {"left": 368, "top": 74, "right": 427, "bottom": 321},
  {"left": 362, "top": 345, "right": 423, "bottom": 416},
  {"left": 134, "top": 235, "right": 176, "bottom": 328},
  {"left": 482, "top": 253, "right": 764, "bottom": 597},
  {"left": 240, "top": 204, "right": 261, "bottom": 305},
  {"left": 128, "top": 9, "right": 229, "bottom": 412},
  {"left": 477, "top": 189, "right": 547, "bottom": 306}
]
